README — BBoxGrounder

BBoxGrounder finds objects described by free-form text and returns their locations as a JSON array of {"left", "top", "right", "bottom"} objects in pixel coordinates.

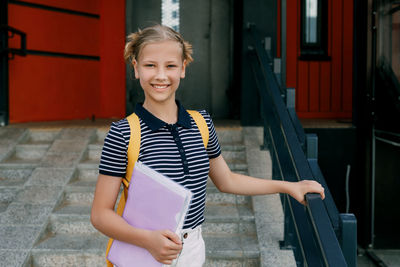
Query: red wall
[
  {"left": 286, "top": 0, "right": 353, "bottom": 119},
  {"left": 99, "top": 0, "right": 126, "bottom": 119},
  {"left": 8, "top": 0, "right": 125, "bottom": 123}
]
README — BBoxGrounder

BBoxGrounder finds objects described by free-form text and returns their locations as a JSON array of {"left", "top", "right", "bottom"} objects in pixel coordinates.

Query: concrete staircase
[
  {"left": 0, "top": 125, "right": 295, "bottom": 267},
  {"left": 203, "top": 129, "right": 259, "bottom": 266}
]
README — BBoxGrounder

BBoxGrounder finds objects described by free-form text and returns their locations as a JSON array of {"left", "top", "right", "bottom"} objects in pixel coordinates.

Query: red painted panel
[
  {"left": 320, "top": 62, "right": 331, "bottom": 112},
  {"left": 286, "top": 0, "right": 353, "bottom": 119},
  {"left": 309, "top": 62, "right": 320, "bottom": 112},
  {"left": 98, "top": 0, "right": 126, "bottom": 118},
  {"left": 327, "top": 0, "right": 332, "bottom": 57},
  {"left": 297, "top": 111, "right": 352, "bottom": 119},
  {"left": 8, "top": 4, "right": 99, "bottom": 56},
  {"left": 9, "top": 56, "right": 100, "bottom": 122},
  {"left": 19, "top": 0, "right": 100, "bottom": 14},
  {"left": 342, "top": 0, "right": 353, "bottom": 112},
  {"left": 297, "top": 61, "right": 309, "bottom": 112},
  {"left": 286, "top": 0, "right": 298, "bottom": 88},
  {"left": 330, "top": 0, "right": 343, "bottom": 112}
]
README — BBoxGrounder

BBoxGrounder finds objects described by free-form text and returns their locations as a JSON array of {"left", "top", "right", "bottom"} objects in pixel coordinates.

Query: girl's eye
[
  {"left": 145, "top": 64, "right": 155, "bottom": 68},
  {"left": 167, "top": 65, "right": 177, "bottom": 68}
]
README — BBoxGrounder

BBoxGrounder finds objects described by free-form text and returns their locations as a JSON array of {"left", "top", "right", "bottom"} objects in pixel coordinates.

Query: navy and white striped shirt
[{"left": 99, "top": 102, "right": 221, "bottom": 229}]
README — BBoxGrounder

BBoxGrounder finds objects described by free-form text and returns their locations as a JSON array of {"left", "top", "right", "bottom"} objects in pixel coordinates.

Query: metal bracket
[{"left": 0, "top": 25, "right": 27, "bottom": 57}]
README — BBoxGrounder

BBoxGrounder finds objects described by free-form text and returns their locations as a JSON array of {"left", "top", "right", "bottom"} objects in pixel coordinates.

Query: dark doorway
[
  {"left": 125, "top": 0, "right": 236, "bottom": 119},
  {"left": 371, "top": 0, "right": 400, "bottom": 249}
]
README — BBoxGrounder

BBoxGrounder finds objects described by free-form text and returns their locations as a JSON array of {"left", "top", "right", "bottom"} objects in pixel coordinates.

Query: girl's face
[{"left": 133, "top": 40, "right": 186, "bottom": 106}]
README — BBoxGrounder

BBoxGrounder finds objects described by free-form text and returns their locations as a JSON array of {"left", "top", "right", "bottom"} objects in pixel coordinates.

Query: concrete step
[
  {"left": 20, "top": 129, "right": 60, "bottom": 145},
  {"left": 79, "top": 144, "right": 102, "bottom": 165},
  {"left": 16, "top": 144, "right": 50, "bottom": 160},
  {"left": 204, "top": 234, "right": 260, "bottom": 266},
  {"left": 53, "top": 186, "right": 94, "bottom": 215},
  {"left": 68, "top": 167, "right": 98, "bottom": 187},
  {"left": 30, "top": 214, "right": 106, "bottom": 266},
  {"left": 90, "top": 128, "right": 108, "bottom": 146},
  {"left": 206, "top": 187, "right": 250, "bottom": 206},
  {"left": 2, "top": 144, "right": 49, "bottom": 164},
  {"left": 216, "top": 129, "right": 243, "bottom": 146},
  {"left": 29, "top": 251, "right": 104, "bottom": 267},
  {"left": 0, "top": 167, "right": 34, "bottom": 187},
  {"left": 0, "top": 129, "right": 58, "bottom": 164},
  {"left": 221, "top": 149, "right": 246, "bottom": 163},
  {"left": 226, "top": 162, "right": 248, "bottom": 173}
]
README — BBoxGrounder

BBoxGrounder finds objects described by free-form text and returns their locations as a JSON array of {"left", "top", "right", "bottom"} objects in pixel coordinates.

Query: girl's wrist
[
  {"left": 283, "top": 181, "right": 300, "bottom": 198},
  {"left": 278, "top": 180, "right": 293, "bottom": 195},
  {"left": 132, "top": 228, "right": 152, "bottom": 249}
]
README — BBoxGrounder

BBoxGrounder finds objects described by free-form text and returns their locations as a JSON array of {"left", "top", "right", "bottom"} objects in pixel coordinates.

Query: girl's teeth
[{"left": 154, "top": 85, "right": 167, "bottom": 88}]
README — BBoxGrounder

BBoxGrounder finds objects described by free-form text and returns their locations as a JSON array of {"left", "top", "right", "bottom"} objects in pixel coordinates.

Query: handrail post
[
  {"left": 264, "top": 36, "right": 271, "bottom": 58},
  {"left": 274, "top": 58, "right": 282, "bottom": 87},
  {"left": 339, "top": 214, "right": 357, "bottom": 267},
  {"left": 306, "top": 134, "right": 318, "bottom": 160},
  {"left": 280, "top": 196, "right": 295, "bottom": 251}
]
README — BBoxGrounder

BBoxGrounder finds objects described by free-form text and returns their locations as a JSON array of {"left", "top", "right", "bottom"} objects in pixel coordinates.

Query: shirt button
[
  {"left": 175, "top": 137, "right": 179, "bottom": 142},
  {"left": 183, "top": 233, "right": 188, "bottom": 239},
  {"left": 180, "top": 149, "right": 184, "bottom": 153},
  {"left": 183, "top": 161, "right": 188, "bottom": 165}
]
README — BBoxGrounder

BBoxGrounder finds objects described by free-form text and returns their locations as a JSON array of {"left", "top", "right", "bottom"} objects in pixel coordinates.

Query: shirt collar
[{"left": 134, "top": 100, "right": 192, "bottom": 131}]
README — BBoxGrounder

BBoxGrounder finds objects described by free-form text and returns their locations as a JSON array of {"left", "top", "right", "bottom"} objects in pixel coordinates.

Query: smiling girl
[{"left": 91, "top": 24, "right": 325, "bottom": 267}]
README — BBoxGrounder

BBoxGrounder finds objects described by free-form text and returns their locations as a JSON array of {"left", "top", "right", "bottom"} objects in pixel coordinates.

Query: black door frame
[{"left": 0, "top": 1, "right": 9, "bottom": 126}]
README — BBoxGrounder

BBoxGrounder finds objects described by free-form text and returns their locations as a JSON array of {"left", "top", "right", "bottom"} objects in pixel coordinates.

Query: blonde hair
[{"left": 124, "top": 24, "right": 193, "bottom": 66}]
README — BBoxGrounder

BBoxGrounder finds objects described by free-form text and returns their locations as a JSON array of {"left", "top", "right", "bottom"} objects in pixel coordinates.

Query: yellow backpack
[{"left": 105, "top": 110, "right": 209, "bottom": 267}]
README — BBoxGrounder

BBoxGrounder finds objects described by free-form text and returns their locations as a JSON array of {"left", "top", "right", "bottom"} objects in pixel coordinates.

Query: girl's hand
[
  {"left": 144, "top": 229, "right": 183, "bottom": 265},
  {"left": 288, "top": 180, "right": 325, "bottom": 205}
]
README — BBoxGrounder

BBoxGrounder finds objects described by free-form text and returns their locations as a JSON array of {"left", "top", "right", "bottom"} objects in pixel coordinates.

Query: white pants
[{"left": 166, "top": 226, "right": 205, "bottom": 267}]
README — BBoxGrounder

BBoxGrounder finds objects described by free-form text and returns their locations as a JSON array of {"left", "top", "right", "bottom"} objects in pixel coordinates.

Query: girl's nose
[{"left": 155, "top": 67, "right": 167, "bottom": 80}]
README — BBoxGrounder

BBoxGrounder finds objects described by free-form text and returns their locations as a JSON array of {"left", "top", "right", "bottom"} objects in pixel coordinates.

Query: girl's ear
[
  {"left": 180, "top": 60, "right": 187, "bottom": 79},
  {"left": 132, "top": 59, "right": 140, "bottom": 79}
]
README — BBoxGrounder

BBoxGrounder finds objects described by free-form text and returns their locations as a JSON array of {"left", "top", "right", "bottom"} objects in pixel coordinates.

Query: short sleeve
[
  {"left": 199, "top": 110, "right": 221, "bottom": 159},
  {"left": 98, "top": 121, "right": 128, "bottom": 177}
]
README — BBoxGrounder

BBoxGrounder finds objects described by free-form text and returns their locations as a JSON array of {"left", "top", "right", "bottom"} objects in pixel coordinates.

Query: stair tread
[
  {"left": 34, "top": 233, "right": 107, "bottom": 251},
  {"left": 33, "top": 233, "right": 259, "bottom": 256}
]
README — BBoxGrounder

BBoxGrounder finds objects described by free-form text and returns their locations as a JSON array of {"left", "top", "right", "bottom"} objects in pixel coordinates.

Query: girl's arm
[
  {"left": 209, "top": 155, "right": 325, "bottom": 204},
  {"left": 91, "top": 174, "right": 182, "bottom": 264}
]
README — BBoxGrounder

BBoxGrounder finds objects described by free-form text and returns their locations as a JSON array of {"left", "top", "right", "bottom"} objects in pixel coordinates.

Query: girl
[{"left": 91, "top": 24, "right": 325, "bottom": 267}]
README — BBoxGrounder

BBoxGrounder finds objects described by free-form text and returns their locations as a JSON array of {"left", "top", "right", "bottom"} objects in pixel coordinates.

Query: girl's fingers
[{"left": 163, "top": 230, "right": 182, "bottom": 245}]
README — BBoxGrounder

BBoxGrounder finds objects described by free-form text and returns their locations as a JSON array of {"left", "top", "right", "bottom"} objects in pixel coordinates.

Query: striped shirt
[{"left": 99, "top": 101, "right": 221, "bottom": 229}]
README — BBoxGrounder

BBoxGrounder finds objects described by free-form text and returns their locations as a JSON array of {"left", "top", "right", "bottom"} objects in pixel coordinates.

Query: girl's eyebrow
[{"left": 141, "top": 59, "right": 180, "bottom": 63}]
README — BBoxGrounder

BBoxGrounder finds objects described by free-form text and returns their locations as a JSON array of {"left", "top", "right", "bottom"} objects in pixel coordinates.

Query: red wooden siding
[
  {"left": 8, "top": 5, "right": 100, "bottom": 56},
  {"left": 18, "top": 0, "right": 100, "bottom": 14},
  {"left": 99, "top": 0, "right": 126, "bottom": 119},
  {"left": 8, "top": 0, "right": 125, "bottom": 123},
  {"left": 9, "top": 56, "right": 100, "bottom": 121},
  {"left": 286, "top": 0, "right": 353, "bottom": 118}
]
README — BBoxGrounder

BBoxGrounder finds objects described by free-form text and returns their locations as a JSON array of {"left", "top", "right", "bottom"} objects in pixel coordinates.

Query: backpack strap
[
  {"left": 187, "top": 110, "right": 209, "bottom": 149},
  {"left": 106, "top": 113, "right": 141, "bottom": 267},
  {"left": 123, "top": 113, "right": 141, "bottom": 187}
]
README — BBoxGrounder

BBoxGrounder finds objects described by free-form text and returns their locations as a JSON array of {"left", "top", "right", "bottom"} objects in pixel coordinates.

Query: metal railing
[{"left": 246, "top": 25, "right": 357, "bottom": 267}]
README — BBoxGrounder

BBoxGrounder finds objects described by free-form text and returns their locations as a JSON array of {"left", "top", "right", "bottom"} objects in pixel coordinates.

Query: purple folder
[{"left": 107, "top": 161, "right": 193, "bottom": 267}]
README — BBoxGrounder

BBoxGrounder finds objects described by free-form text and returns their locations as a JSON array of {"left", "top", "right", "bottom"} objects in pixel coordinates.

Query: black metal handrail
[{"left": 246, "top": 25, "right": 356, "bottom": 267}]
